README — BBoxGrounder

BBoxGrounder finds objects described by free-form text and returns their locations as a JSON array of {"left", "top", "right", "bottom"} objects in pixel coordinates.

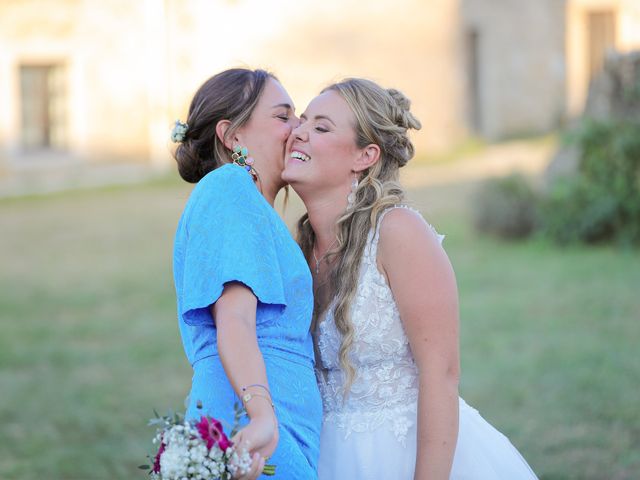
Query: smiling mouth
[{"left": 290, "top": 151, "right": 311, "bottom": 162}]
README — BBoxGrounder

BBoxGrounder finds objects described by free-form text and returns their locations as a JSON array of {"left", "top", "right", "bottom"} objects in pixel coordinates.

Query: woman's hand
[
  {"left": 232, "top": 413, "right": 279, "bottom": 458},
  {"left": 231, "top": 413, "right": 279, "bottom": 479}
]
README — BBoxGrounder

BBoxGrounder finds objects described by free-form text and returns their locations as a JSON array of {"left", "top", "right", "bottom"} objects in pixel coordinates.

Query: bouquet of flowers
[{"left": 140, "top": 403, "right": 275, "bottom": 479}]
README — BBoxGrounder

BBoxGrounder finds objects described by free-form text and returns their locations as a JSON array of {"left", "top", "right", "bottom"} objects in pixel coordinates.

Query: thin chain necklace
[{"left": 312, "top": 238, "right": 337, "bottom": 275}]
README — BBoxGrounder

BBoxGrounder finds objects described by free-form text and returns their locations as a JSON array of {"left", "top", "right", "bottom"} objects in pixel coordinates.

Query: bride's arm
[{"left": 378, "top": 208, "right": 460, "bottom": 480}]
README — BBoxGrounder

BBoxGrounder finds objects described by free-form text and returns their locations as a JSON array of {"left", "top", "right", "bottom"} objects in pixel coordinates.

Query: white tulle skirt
[{"left": 317, "top": 398, "right": 538, "bottom": 480}]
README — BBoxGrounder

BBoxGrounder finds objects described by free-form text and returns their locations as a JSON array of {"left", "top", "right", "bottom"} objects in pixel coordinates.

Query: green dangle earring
[{"left": 231, "top": 145, "right": 258, "bottom": 180}]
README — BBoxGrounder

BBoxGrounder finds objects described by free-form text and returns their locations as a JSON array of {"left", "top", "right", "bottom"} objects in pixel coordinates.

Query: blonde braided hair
[{"left": 297, "top": 78, "right": 421, "bottom": 396}]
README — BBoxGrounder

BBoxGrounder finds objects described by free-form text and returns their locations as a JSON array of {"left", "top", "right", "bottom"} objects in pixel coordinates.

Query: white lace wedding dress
[{"left": 316, "top": 206, "right": 538, "bottom": 479}]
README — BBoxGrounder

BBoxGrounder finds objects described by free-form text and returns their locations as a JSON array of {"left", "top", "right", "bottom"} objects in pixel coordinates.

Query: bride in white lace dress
[{"left": 282, "top": 78, "right": 538, "bottom": 479}]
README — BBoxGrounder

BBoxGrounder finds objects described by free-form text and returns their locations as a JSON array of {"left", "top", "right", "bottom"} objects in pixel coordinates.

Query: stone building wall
[
  {"left": 2, "top": 0, "right": 638, "bottom": 172},
  {"left": 162, "top": 0, "right": 467, "bottom": 154},
  {"left": 0, "top": 0, "right": 466, "bottom": 169},
  {"left": 0, "top": 0, "right": 168, "bottom": 166},
  {"left": 460, "top": 0, "right": 567, "bottom": 140}
]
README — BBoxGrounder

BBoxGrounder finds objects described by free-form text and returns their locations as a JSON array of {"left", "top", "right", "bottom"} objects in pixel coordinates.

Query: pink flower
[
  {"left": 152, "top": 440, "right": 166, "bottom": 474},
  {"left": 196, "top": 416, "right": 232, "bottom": 451}
]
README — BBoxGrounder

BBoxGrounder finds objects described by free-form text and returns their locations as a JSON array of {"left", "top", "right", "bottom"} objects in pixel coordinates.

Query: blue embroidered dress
[{"left": 173, "top": 164, "right": 321, "bottom": 479}]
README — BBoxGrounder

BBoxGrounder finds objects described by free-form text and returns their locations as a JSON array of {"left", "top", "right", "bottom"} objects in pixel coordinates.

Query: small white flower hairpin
[{"left": 171, "top": 119, "right": 189, "bottom": 143}]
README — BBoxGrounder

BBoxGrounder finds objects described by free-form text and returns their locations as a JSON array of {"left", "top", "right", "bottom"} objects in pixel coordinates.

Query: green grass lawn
[{"left": 0, "top": 173, "right": 638, "bottom": 479}]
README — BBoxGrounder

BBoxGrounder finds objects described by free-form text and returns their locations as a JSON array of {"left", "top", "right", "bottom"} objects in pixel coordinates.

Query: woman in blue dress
[{"left": 172, "top": 68, "right": 322, "bottom": 479}]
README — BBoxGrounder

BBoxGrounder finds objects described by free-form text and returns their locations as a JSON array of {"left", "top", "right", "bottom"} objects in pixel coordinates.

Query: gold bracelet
[
  {"left": 242, "top": 392, "right": 276, "bottom": 411},
  {"left": 241, "top": 383, "right": 271, "bottom": 396}
]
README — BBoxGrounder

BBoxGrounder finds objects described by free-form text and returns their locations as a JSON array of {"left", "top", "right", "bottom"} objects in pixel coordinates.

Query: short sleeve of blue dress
[{"left": 176, "top": 165, "right": 286, "bottom": 326}]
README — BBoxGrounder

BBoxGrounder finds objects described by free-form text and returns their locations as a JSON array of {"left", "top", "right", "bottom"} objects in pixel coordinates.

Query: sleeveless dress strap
[{"left": 366, "top": 205, "right": 445, "bottom": 265}]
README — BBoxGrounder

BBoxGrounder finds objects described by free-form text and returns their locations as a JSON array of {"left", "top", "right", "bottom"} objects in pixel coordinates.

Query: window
[
  {"left": 587, "top": 10, "right": 617, "bottom": 81},
  {"left": 19, "top": 64, "right": 68, "bottom": 151},
  {"left": 466, "top": 28, "right": 482, "bottom": 134}
]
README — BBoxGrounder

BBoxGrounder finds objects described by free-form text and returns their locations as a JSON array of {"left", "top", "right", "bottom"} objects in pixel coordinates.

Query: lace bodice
[{"left": 316, "top": 206, "right": 445, "bottom": 445}]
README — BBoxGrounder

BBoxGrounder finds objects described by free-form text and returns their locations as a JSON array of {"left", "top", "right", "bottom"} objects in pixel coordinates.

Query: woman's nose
[{"left": 292, "top": 123, "right": 307, "bottom": 141}]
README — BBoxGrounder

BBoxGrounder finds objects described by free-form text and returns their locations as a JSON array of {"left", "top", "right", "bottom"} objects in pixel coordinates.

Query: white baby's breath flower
[
  {"left": 208, "top": 446, "right": 223, "bottom": 461},
  {"left": 159, "top": 442, "right": 190, "bottom": 479},
  {"left": 227, "top": 447, "right": 252, "bottom": 477}
]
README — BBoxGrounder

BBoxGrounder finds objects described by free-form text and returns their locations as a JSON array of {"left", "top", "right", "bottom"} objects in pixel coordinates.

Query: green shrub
[
  {"left": 473, "top": 173, "right": 538, "bottom": 239},
  {"left": 541, "top": 175, "right": 618, "bottom": 244},
  {"left": 542, "top": 119, "right": 640, "bottom": 246}
]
